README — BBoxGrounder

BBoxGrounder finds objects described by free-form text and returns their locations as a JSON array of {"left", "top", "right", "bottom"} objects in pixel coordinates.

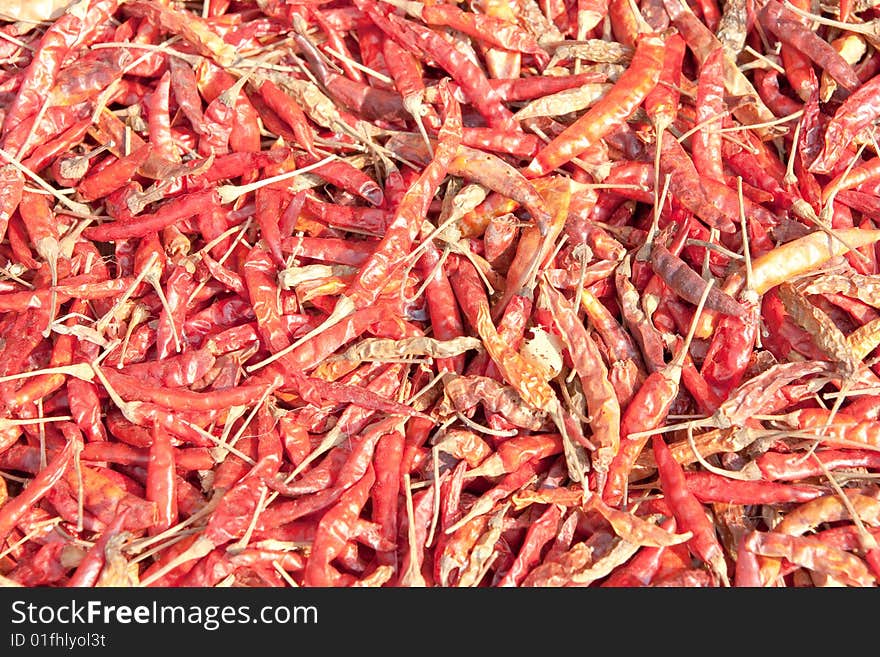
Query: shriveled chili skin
[
  {"left": 810, "top": 73, "right": 880, "bottom": 174},
  {"left": 758, "top": 1, "right": 860, "bottom": 95}
]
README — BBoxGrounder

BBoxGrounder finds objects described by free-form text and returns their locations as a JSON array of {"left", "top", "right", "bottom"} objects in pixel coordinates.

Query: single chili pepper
[
  {"left": 416, "top": 241, "right": 467, "bottom": 374},
  {"left": 77, "top": 143, "right": 152, "bottom": 202},
  {"left": 692, "top": 47, "right": 726, "bottom": 182},
  {"left": 461, "top": 127, "right": 540, "bottom": 160},
  {"left": 201, "top": 73, "right": 253, "bottom": 158},
  {"left": 789, "top": 409, "right": 880, "bottom": 449},
  {"left": 526, "top": 33, "right": 665, "bottom": 177},
  {"left": 382, "top": 33, "right": 434, "bottom": 131},
  {"left": 836, "top": 189, "right": 880, "bottom": 217},
  {"left": 757, "top": 449, "right": 880, "bottom": 481},
  {"left": 169, "top": 56, "right": 206, "bottom": 134},
  {"left": 249, "top": 79, "right": 315, "bottom": 157},
  {"left": 83, "top": 189, "right": 220, "bottom": 242},
  {"left": 699, "top": 309, "right": 759, "bottom": 404},
  {"left": 650, "top": 242, "right": 745, "bottom": 316},
  {"left": 684, "top": 471, "right": 827, "bottom": 505},
  {"left": 303, "top": 465, "right": 376, "bottom": 586},
  {"left": 370, "top": 426, "right": 405, "bottom": 566},
  {"left": 496, "top": 504, "right": 563, "bottom": 587},
  {"left": 153, "top": 263, "right": 195, "bottom": 360},
  {"left": 640, "top": 33, "right": 684, "bottom": 199},
  {"left": 268, "top": 446, "right": 350, "bottom": 498},
  {"left": 608, "top": 0, "right": 644, "bottom": 48},
  {"left": 824, "top": 157, "right": 880, "bottom": 205},
  {"left": 0, "top": 435, "right": 77, "bottom": 543},
  {"left": 82, "top": 442, "right": 212, "bottom": 471},
  {"left": 290, "top": 367, "right": 430, "bottom": 421},
  {"left": 779, "top": 38, "right": 819, "bottom": 103},
  {"left": 656, "top": 132, "right": 737, "bottom": 234},
  {"left": 439, "top": 375, "right": 547, "bottom": 431},
  {"left": 146, "top": 421, "right": 177, "bottom": 535},
  {"left": 758, "top": 1, "right": 860, "bottom": 94},
  {"left": 20, "top": 117, "right": 92, "bottom": 175},
  {"left": 252, "top": 186, "right": 285, "bottom": 268},
  {"left": 615, "top": 254, "right": 667, "bottom": 373},
  {"left": 145, "top": 71, "right": 180, "bottom": 163},
  {"left": 741, "top": 228, "right": 880, "bottom": 296},
  {"left": 470, "top": 434, "right": 564, "bottom": 479},
  {"left": 311, "top": 7, "right": 364, "bottom": 84},
  {"left": 67, "top": 507, "right": 130, "bottom": 587},
  {"left": 243, "top": 245, "right": 294, "bottom": 354},
  {"left": 752, "top": 68, "right": 803, "bottom": 119},
  {"left": 774, "top": 494, "right": 880, "bottom": 545},
  {"left": 652, "top": 435, "right": 729, "bottom": 584},
  {"left": 196, "top": 252, "right": 245, "bottom": 299},
  {"left": 194, "top": 147, "right": 291, "bottom": 186},
  {"left": 540, "top": 281, "right": 620, "bottom": 476},
  {"left": 185, "top": 297, "right": 255, "bottom": 342},
  {"left": 302, "top": 197, "right": 388, "bottom": 235},
  {"left": 96, "top": 365, "right": 280, "bottom": 413}
]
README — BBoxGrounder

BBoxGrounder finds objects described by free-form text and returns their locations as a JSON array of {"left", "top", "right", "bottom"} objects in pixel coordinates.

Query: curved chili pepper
[
  {"left": 650, "top": 242, "right": 745, "bottom": 317},
  {"left": 758, "top": 1, "right": 860, "bottom": 94},
  {"left": 540, "top": 282, "right": 620, "bottom": 474},
  {"left": 652, "top": 435, "right": 729, "bottom": 584},
  {"left": 0, "top": 435, "right": 77, "bottom": 543},
  {"left": 526, "top": 32, "right": 665, "bottom": 177}
]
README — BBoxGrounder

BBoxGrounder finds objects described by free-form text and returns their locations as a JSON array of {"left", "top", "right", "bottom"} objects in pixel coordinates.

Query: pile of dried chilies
[{"left": 1, "top": 0, "right": 880, "bottom": 588}]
